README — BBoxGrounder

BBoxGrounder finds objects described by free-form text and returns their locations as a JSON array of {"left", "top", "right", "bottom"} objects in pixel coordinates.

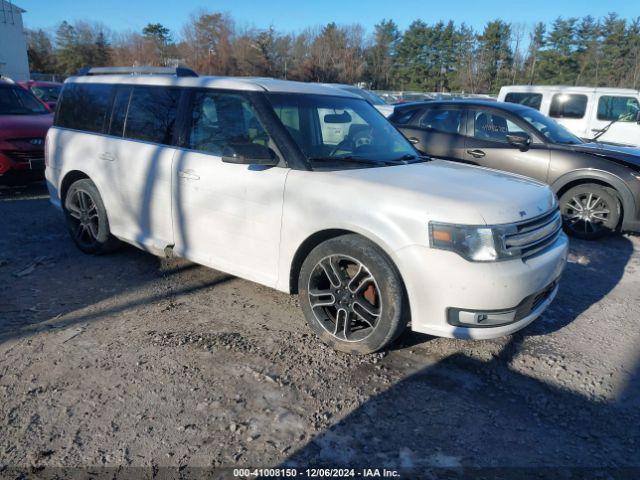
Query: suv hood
[
  {"left": 331, "top": 160, "right": 556, "bottom": 225},
  {"left": 569, "top": 142, "right": 640, "bottom": 171}
]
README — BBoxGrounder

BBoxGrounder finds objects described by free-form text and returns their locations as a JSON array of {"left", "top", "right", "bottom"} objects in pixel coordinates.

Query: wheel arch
[
  {"left": 60, "top": 170, "right": 91, "bottom": 203},
  {"left": 287, "top": 228, "right": 404, "bottom": 295},
  {"left": 551, "top": 170, "right": 635, "bottom": 227}
]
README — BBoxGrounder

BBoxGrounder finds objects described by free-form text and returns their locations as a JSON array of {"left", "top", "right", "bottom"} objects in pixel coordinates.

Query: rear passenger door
[
  {"left": 463, "top": 108, "right": 550, "bottom": 182},
  {"left": 171, "top": 90, "right": 288, "bottom": 287},
  {"left": 396, "top": 106, "right": 467, "bottom": 160},
  {"left": 104, "top": 85, "right": 180, "bottom": 251}
]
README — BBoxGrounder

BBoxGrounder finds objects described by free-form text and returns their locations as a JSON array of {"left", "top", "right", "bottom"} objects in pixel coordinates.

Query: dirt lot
[{"left": 1, "top": 183, "right": 639, "bottom": 477}]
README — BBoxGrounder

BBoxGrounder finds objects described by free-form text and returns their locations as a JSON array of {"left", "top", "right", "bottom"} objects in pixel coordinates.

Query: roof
[
  {"left": 1, "top": 0, "right": 25, "bottom": 13},
  {"left": 500, "top": 85, "right": 640, "bottom": 95},
  {"left": 393, "top": 99, "right": 537, "bottom": 114},
  {"left": 66, "top": 74, "right": 361, "bottom": 98}
]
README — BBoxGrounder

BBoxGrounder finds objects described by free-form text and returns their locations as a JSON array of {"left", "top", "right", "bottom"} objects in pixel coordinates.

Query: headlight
[{"left": 429, "top": 222, "right": 509, "bottom": 262}]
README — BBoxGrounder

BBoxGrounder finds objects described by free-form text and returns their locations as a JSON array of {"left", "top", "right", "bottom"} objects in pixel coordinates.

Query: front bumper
[{"left": 395, "top": 232, "right": 569, "bottom": 339}]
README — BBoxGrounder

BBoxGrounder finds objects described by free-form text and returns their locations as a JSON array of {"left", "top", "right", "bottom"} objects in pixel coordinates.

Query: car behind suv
[
  {"left": 0, "top": 79, "right": 53, "bottom": 185},
  {"left": 46, "top": 67, "right": 568, "bottom": 353},
  {"left": 390, "top": 100, "right": 640, "bottom": 239}
]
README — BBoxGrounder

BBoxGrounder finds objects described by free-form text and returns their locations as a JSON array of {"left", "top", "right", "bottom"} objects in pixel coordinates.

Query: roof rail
[{"left": 76, "top": 66, "right": 198, "bottom": 78}]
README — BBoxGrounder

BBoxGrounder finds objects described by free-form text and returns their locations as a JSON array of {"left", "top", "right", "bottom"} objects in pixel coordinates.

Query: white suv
[{"left": 45, "top": 67, "right": 568, "bottom": 354}]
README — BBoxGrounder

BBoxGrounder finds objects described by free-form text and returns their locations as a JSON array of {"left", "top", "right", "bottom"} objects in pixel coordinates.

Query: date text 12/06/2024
[{"left": 233, "top": 468, "right": 400, "bottom": 478}]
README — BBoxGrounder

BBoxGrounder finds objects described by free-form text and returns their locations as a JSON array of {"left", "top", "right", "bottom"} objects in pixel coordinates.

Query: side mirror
[
  {"left": 222, "top": 143, "right": 279, "bottom": 166},
  {"left": 506, "top": 132, "right": 532, "bottom": 151}
]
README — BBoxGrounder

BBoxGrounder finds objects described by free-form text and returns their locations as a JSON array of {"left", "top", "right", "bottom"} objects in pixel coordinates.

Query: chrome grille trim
[{"left": 500, "top": 208, "right": 563, "bottom": 259}]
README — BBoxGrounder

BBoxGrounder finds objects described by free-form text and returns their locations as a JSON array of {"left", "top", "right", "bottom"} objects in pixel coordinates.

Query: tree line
[{"left": 25, "top": 11, "right": 640, "bottom": 93}]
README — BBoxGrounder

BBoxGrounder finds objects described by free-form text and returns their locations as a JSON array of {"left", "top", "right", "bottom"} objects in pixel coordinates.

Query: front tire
[
  {"left": 63, "top": 179, "right": 120, "bottom": 254},
  {"left": 559, "top": 184, "right": 620, "bottom": 240},
  {"left": 298, "top": 234, "right": 408, "bottom": 354}
]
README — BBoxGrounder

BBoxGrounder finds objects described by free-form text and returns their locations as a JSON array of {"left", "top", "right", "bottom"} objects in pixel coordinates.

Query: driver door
[{"left": 463, "top": 109, "right": 551, "bottom": 182}]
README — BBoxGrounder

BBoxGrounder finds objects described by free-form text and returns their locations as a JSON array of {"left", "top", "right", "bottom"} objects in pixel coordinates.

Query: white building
[{"left": 0, "top": 0, "right": 29, "bottom": 81}]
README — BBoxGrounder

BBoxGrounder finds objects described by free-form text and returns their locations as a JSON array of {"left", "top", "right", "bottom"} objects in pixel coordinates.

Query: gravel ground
[{"left": 0, "top": 183, "right": 639, "bottom": 478}]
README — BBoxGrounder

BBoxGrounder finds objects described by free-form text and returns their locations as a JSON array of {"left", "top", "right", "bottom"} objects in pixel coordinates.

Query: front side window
[
  {"left": 187, "top": 91, "right": 271, "bottom": 155},
  {"left": 471, "top": 111, "right": 523, "bottom": 143},
  {"left": 414, "top": 108, "right": 463, "bottom": 134},
  {"left": 549, "top": 94, "right": 588, "bottom": 119},
  {"left": 124, "top": 87, "right": 179, "bottom": 145},
  {"left": 504, "top": 92, "right": 543, "bottom": 111},
  {"left": 268, "top": 93, "right": 417, "bottom": 169},
  {"left": 55, "top": 83, "right": 113, "bottom": 132},
  {"left": 597, "top": 96, "right": 640, "bottom": 122},
  {"left": 0, "top": 86, "right": 49, "bottom": 115}
]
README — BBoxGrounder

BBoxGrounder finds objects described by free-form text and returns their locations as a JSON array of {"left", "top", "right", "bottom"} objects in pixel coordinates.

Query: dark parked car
[
  {"left": 390, "top": 100, "right": 640, "bottom": 239},
  {"left": 0, "top": 80, "right": 53, "bottom": 185}
]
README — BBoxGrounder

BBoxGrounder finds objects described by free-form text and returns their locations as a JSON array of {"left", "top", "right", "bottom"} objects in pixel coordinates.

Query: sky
[{"left": 15, "top": 0, "right": 640, "bottom": 37}]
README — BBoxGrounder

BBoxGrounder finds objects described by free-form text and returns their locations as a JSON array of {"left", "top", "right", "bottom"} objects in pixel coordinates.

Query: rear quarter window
[
  {"left": 549, "top": 94, "right": 588, "bottom": 119},
  {"left": 123, "top": 87, "right": 180, "bottom": 145},
  {"left": 504, "top": 92, "right": 542, "bottom": 110},
  {"left": 55, "top": 83, "right": 114, "bottom": 133}
]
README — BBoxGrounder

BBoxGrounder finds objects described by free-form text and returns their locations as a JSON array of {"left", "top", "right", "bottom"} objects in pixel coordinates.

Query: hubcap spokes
[
  {"left": 308, "top": 255, "right": 381, "bottom": 343},
  {"left": 67, "top": 191, "right": 99, "bottom": 245},
  {"left": 563, "top": 192, "right": 611, "bottom": 234}
]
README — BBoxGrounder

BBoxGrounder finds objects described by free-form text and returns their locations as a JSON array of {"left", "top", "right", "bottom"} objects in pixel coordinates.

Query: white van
[
  {"left": 45, "top": 67, "right": 567, "bottom": 354},
  {"left": 498, "top": 85, "right": 640, "bottom": 147}
]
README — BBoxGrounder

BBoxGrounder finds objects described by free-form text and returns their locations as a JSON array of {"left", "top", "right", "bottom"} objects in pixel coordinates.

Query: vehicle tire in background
[
  {"left": 559, "top": 183, "right": 620, "bottom": 240},
  {"left": 298, "top": 234, "right": 408, "bottom": 354},
  {"left": 63, "top": 179, "right": 120, "bottom": 254}
]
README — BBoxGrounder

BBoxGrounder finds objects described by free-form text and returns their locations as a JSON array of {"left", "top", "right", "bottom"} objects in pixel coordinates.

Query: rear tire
[
  {"left": 298, "top": 234, "right": 408, "bottom": 354},
  {"left": 559, "top": 184, "right": 620, "bottom": 240},
  {"left": 63, "top": 179, "right": 120, "bottom": 254}
]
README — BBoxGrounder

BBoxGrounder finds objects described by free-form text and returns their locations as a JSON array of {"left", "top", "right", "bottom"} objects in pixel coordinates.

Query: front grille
[
  {"left": 2, "top": 149, "right": 45, "bottom": 163},
  {"left": 503, "top": 209, "right": 563, "bottom": 259}
]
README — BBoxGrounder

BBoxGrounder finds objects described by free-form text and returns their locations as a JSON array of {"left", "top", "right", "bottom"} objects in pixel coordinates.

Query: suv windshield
[
  {"left": 267, "top": 93, "right": 418, "bottom": 169},
  {"left": 520, "top": 108, "right": 583, "bottom": 145},
  {"left": 0, "top": 86, "right": 49, "bottom": 115}
]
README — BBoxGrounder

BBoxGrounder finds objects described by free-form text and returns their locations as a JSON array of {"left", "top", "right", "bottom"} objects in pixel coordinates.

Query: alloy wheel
[
  {"left": 66, "top": 190, "right": 100, "bottom": 248},
  {"left": 562, "top": 192, "right": 612, "bottom": 236},
  {"left": 307, "top": 254, "right": 382, "bottom": 343}
]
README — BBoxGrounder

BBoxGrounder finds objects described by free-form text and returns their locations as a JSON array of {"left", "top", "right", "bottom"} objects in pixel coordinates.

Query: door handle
[
  {"left": 467, "top": 149, "right": 486, "bottom": 158},
  {"left": 178, "top": 170, "right": 200, "bottom": 181},
  {"left": 99, "top": 152, "right": 116, "bottom": 162},
  {"left": 408, "top": 137, "right": 420, "bottom": 144}
]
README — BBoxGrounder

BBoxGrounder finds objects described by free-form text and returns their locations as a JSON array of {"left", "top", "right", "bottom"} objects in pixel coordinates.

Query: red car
[
  {"left": 18, "top": 80, "right": 62, "bottom": 111},
  {"left": 0, "top": 80, "right": 53, "bottom": 185}
]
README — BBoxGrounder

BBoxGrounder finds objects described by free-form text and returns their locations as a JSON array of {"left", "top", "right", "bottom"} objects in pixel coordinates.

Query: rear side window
[
  {"left": 597, "top": 96, "right": 640, "bottom": 122},
  {"left": 413, "top": 108, "right": 463, "bottom": 134},
  {"left": 391, "top": 108, "right": 419, "bottom": 125},
  {"left": 549, "top": 94, "right": 588, "bottom": 119},
  {"left": 55, "top": 83, "right": 114, "bottom": 132},
  {"left": 123, "top": 87, "right": 180, "bottom": 145},
  {"left": 108, "top": 86, "right": 132, "bottom": 137},
  {"left": 187, "top": 91, "right": 271, "bottom": 155},
  {"left": 504, "top": 92, "right": 542, "bottom": 111}
]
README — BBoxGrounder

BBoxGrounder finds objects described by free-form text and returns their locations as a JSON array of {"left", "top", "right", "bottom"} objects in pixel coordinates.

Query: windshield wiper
[
  {"left": 307, "top": 156, "right": 396, "bottom": 167},
  {"left": 393, "top": 153, "right": 431, "bottom": 164},
  {"left": 590, "top": 118, "right": 620, "bottom": 142}
]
